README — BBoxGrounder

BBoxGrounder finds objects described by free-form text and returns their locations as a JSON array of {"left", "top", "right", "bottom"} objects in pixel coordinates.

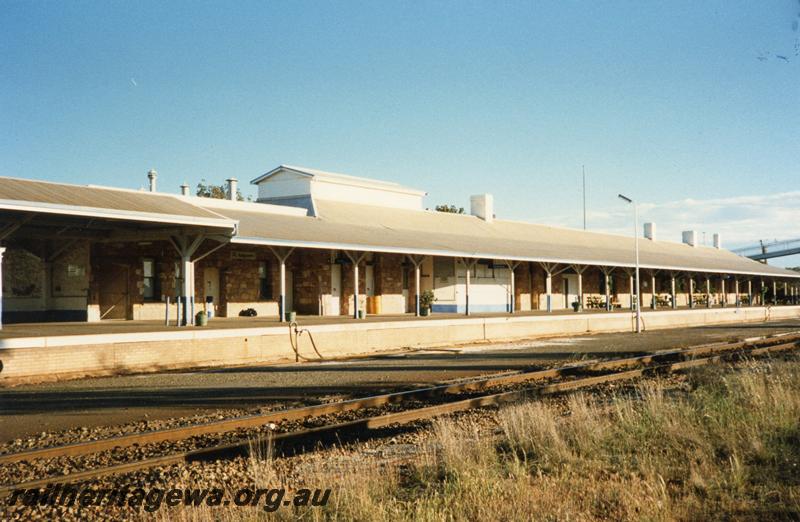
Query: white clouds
[{"left": 539, "top": 191, "right": 800, "bottom": 250}]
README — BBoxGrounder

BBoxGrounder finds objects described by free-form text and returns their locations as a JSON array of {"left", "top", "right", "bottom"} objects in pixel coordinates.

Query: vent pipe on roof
[
  {"left": 147, "top": 169, "right": 157, "bottom": 192},
  {"left": 713, "top": 233, "right": 721, "bottom": 249},
  {"left": 470, "top": 194, "right": 494, "bottom": 223},
  {"left": 180, "top": 183, "right": 190, "bottom": 196},
  {"left": 226, "top": 178, "right": 238, "bottom": 201},
  {"left": 644, "top": 222, "right": 656, "bottom": 241},
  {"left": 682, "top": 230, "right": 697, "bottom": 247}
]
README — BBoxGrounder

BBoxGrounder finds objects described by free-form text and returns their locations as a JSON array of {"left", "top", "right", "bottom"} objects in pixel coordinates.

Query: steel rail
[
  {"left": 1, "top": 332, "right": 799, "bottom": 467},
  {"left": 0, "top": 337, "right": 797, "bottom": 494}
]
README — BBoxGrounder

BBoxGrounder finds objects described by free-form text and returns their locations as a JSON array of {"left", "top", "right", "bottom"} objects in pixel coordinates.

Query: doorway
[
  {"left": 402, "top": 266, "right": 410, "bottom": 312},
  {"left": 563, "top": 274, "right": 579, "bottom": 309},
  {"left": 203, "top": 267, "right": 219, "bottom": 317},
  {"left": 365, "top": 264, "right": 375, "bottom": 297},
  {"left": 98, "top": 262, "right": 130, "bottom": 320},
  {"left": 328, "top": 263, "right": 341, "bottom": 316}
]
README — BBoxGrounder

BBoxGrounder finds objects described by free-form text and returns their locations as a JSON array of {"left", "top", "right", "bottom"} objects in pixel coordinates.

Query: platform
[
  {"left": 0, "top": 307, "right": 649, "bottom": 340},
  {"left": 2, "top": 305, "right": 799, "bottom": 384}
]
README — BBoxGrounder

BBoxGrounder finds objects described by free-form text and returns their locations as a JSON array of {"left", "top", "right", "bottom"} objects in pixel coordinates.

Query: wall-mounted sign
[
  {"left": 231, "top": 251, "right": 257, "bottom": 260},
  {"left": 67, "top": 264, "right": 86, "bottom": 277}
]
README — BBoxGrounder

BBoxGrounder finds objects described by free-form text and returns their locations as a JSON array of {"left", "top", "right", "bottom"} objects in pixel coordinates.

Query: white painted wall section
[
  {"left": 431, "top": 259, "right": 511, "bottom": 313},
  {"left": 311, "top": 180, "right": 422, "bottom": 210},
  {"left": 256, "top": 171, "right": 312, "bottom": 201}
]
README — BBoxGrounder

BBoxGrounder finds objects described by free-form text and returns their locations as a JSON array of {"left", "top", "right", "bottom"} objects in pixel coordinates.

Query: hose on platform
[{"left": 288, "top": 321, "right": 324, "bottom": 362}]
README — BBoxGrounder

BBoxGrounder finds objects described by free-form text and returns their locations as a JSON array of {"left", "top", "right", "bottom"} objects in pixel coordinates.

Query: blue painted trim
[{"left": 431, "top": 304, "right": 509, "bottom": 314}]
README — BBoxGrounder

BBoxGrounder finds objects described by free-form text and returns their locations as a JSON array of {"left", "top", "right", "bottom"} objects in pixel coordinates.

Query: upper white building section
[{"left": 251, "top": 165, "right": 427, "bottom": 214}]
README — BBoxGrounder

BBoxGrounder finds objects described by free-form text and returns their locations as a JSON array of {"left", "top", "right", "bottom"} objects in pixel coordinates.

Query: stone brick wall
[
  {"left": 91, "top": 240, "right": 176, "bottom": 306},
  {"left": 89, "top": 243, "right": 339, "bottom": 318},
  {"left": 4, "top": 247, "right": 43, "bottom": 300},
  {"left": 375, "top": 253, "right": 405, "bottom": 313},
  {"left": 195, "top": 244, "right": 274, "bottom": 318},
  {"left": 583, "top": 267, "right": 603, "bottom": 297},
  {"left": 50, "top": 242, "right": 90, "bottom": 298},
  {"left": 288, "top": 249, "right": 331, "bottom": 315},
  {"left": 375, "top": 253, "right": 403, "bottom": 294},
  {"left": 512, "top": 264, "right": 532, "bottom": 311},
  {"left": 3, "top": 241, "right": 90, "bottom": 321},
  {"left": 530, "top": 264, "right": 546, "bottom": 310}
]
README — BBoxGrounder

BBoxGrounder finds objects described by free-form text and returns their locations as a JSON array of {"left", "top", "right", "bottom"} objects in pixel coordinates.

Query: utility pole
[{"left": 619, "top": 194, "right": 641, "bottom": 333}]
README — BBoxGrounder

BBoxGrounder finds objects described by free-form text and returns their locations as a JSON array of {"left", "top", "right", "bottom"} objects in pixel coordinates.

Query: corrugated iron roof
[
  {"left": 0, "top": 176, "right": 235, "bottom": 228},
  {"left": 1, "top": 175, "right": 796, "bottom": 279},
  {"left": 204, "top": 198, "right": 800, "bottom": 278}
]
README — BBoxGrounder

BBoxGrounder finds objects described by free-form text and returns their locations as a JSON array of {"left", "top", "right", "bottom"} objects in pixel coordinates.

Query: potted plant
[
  {"left": 419, "top": 290, "right": 436, "bottom": 316},
  {"left": 571, "top": 300, "right": 581, "bottom": 312}
]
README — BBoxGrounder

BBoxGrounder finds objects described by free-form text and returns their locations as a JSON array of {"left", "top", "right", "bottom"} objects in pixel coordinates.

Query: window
[
  {"left": 259, "top": 261, "right": 272, "bottom": 300},
  {"left": 600, "top": 273, "right": 615, "bottom": 295},
  {"left": 143, "top": 258, "right": 159, "bottom": 301},
  {"left": 67, "top": 264, "right": 85, "bottom": 277}
]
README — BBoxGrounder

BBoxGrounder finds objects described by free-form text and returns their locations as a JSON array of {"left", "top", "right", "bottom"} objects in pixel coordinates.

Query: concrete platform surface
[
  {"left": 0, "top": 305, "right": 732, "bottom": 340},
  {"left": 1, "top": 318, "right": 799, "bottom": 442}
]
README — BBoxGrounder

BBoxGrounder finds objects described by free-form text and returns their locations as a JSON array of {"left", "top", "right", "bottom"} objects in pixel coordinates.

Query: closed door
[
  {"left": 204, "top": 267, "right": 219, "bottom": 315},
  {"left": 98, "top": 262, "right": 129, "bottom": 320},
  {"left": 402, "top": 267, "right": 410, "bottom": 312},
  {"left": 365, "top": 264, "right": 375, "bottom": 297},
  {"left": 328, "top": 264, "right": 341, "bottom": 315},
  {"left": 563, "top": 274, "right": 579, "bottom": 309}
]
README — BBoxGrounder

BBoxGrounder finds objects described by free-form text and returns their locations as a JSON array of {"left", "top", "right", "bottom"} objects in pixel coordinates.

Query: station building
[{"left": 1, "top": 165, "right": 799, "bottom": 330}]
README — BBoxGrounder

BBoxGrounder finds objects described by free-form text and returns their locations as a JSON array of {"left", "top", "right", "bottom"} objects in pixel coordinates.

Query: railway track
[{"left": 2, "top": 331, "right": 799, "bottom": 495}]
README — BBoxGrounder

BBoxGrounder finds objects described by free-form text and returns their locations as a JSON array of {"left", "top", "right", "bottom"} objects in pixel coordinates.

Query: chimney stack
[
  {"left": 147, "top": 169, "right": 157, "bottom": 192},
  {"left": 713, "top": 233, "right": 721, "bottom": 249},
  {"left": 644, "top": 222, "right": 656, "bottom": 241},
  {"left": 180, "top": 183, "right": 189, "bottom": 196},
  {"left": 226, "top": 178, "right": 238, "bottom": 201},
  {"left": 682, "top": 230, "right": 697, "bottom": 247},
  {"left": 470, "top": 194, "right": 494, "bottom": 223}
]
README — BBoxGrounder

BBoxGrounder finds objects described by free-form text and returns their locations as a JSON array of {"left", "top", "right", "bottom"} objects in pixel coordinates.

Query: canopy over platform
[{"left": 199, "top": 198, "right": 799, "bottom": 279}]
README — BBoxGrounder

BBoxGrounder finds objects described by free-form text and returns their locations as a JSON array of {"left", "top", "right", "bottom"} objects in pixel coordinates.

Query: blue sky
[{"left": 2, "top": 1, "right": 799, "bottom": 264}]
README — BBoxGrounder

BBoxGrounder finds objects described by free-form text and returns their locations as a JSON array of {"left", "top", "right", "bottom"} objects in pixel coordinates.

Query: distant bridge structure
[{"left": 731, "top": 238, "right": 800, "bottom": 261}]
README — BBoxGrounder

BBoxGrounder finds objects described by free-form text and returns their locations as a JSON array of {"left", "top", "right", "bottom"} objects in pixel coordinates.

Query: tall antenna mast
[{"left": 582, "top": 165, "right": 587, "bottom": 230}]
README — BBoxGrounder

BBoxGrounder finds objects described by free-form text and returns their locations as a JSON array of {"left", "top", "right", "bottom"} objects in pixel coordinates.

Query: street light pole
[{"left": 619, "top": 194, "right": 641, "bottom": 333}]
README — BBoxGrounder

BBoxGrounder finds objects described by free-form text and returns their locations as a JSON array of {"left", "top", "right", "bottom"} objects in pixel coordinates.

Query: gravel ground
[
  {"left": 0, "top": 374, "right": 574, "bottom": 486},
  {"left": 0, "top": 367, "right": 702, "bottom": 521}
]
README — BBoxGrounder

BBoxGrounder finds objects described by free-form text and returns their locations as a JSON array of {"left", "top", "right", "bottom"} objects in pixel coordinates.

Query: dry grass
[{"left": 155, "top": 356, "right": 800, "bottom": 521}]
